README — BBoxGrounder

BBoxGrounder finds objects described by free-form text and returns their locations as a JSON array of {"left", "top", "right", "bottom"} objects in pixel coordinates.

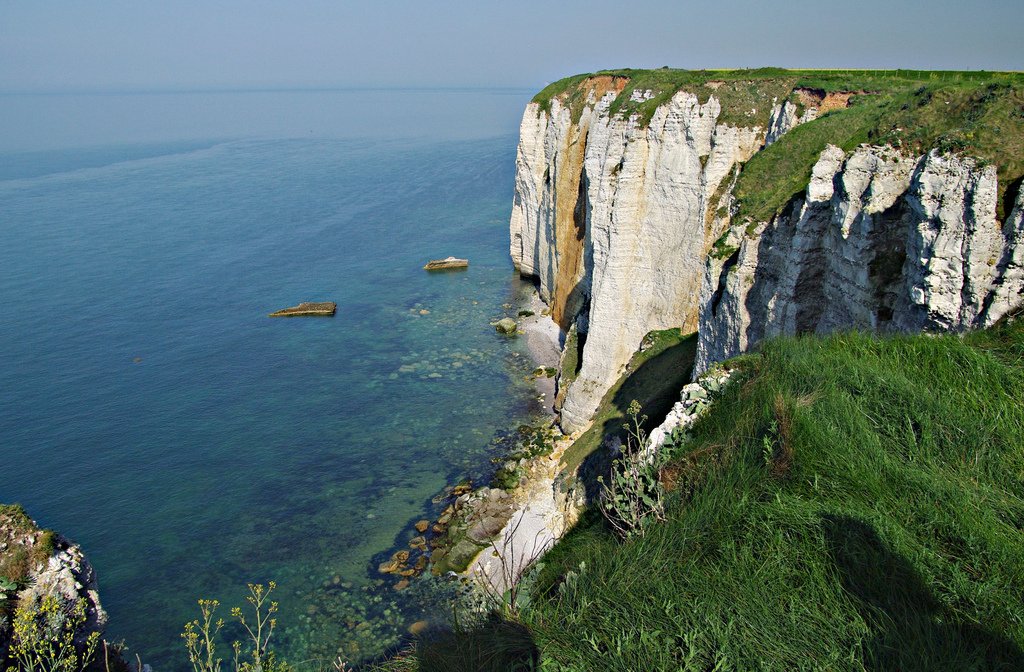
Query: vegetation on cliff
[
  {"left": 380, "top": 314, "right": 1024, "bottom": 671},
  {"left": 735, "top": 78, "right": 1024, "bottom": 222},
  {"left": 515, "top": 315, "right": 1024, "bottom": 670},
  {"left": 532, "top": 68, "right": 1024, "bottom": 222},
  {"left": 0, "top": 505, "right": 56, "bottom": 588}
]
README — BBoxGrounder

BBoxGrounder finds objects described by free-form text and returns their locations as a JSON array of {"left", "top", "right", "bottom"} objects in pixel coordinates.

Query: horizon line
[{"left": 0, "top": 84, "right": 541, "bottom": 97}]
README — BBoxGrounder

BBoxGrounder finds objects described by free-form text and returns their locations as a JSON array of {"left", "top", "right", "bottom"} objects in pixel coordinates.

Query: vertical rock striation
[
  {"left": 695, "top": 145, "right": 1024, "bottom": 374},
  {"left": 511, "top": 83, "right": 767, "bottom": 432},
  {"left": 511, "top": 75, "right": 1023, "bottom": 432}
]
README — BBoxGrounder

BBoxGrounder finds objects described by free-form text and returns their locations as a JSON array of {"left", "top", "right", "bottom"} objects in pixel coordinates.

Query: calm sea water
[{"left": 0, "top": 89, "right": 541, "bottom": 667}]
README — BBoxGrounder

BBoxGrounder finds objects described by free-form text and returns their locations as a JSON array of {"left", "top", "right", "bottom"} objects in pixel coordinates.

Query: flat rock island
[
  {"left": 423, "top": 256, "right": 469, "bottom": 271},
  {"left": 268, "top": 301, "right": 337, "bottom": 317}
]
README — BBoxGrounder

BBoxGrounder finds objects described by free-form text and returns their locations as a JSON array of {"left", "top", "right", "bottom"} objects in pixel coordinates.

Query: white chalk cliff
[
  {"left": 510, "top": 76, "right": 1024, "bottom": 432},
  {"left": 695, "top": 146, "right": 1024, "bottom": 375},
  {"left": 510, "top": 78, "right": 764, "bottom": 432}
]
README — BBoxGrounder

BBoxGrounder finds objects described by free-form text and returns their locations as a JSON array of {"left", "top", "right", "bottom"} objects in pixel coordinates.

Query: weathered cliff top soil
[
  {"left": 535, "top": 68, "right": 1024, "bottom": 125},
  {"left": 268, "top": 301, "right": 337, "bottom": 317}
]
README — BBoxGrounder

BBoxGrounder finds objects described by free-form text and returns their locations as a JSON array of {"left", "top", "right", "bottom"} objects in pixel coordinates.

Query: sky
[{"left": 1, "top": 0, "right": 1022, "bottom": 92}]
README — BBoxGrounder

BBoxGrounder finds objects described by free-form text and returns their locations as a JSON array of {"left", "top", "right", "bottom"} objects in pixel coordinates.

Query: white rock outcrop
[
  {"left": 765, "top": 99, "right": 818, "bottom": 145},
  {"left": 511, "top": 83, "right": 765, "bottom": 433},
  {"left": 0, "top": 508, "right": 107, "bottom": 646},
  {"left": 695, "top": 145, "right": 1024, "bottom": 374},
  {"left": 18, "top": 539, "right": 107, "bottom": 635},
  {"left": 643, "top": 366, "right": 734, "bottom": 462}
]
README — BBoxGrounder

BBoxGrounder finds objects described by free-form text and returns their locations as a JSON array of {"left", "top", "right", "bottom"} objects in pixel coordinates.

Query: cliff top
[
  {"left": 533, "top": 67, "right": 1024, "bottom": 124},
  {"left": 533, "top": 68, "right": 1024, "bottom": 222}
]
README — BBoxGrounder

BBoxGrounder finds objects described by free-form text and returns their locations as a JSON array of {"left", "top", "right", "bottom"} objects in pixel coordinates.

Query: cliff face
[
  {"left": 695, "top": 146, "right": 1024, "bottom": 374},
  {"left": 510, "top": 84, "right": 764, "bottom": 432},
  {"left": 512, "top": 73, "right": 1024, "bottom": 433}
]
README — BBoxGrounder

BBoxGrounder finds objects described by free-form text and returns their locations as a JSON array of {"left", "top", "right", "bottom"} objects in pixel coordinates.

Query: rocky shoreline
[
  {"left": 517, "top": 289, "right": 562, "bottom": 409},
  {"left": 452, "top": 289, "right": 581, "bottom": 593},
  {"left": 0, "top": 505, "right": 107, "bottom": 659},
  {"left": 465, "top": 351, "right": 738, "bottom": 595},
  {"left": 372, "top": 287, "right": 566, "bottom": 589}
]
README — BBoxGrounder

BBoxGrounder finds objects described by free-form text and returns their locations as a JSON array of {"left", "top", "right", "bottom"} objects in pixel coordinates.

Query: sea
[{"left": 0, "top": 87, "right": 544, "bottom": 668}]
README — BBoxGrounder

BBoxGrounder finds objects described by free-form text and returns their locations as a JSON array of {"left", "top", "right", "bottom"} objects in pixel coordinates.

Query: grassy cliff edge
[
  {"left": 532, "top": 68, "right": 1024, "bottom": 222},
  {"left": 521, "top": 314, "right": 1024, "bottom": 670}
]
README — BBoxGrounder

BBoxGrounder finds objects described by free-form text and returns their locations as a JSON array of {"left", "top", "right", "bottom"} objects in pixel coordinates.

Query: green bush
[
  {"left": 7, "top": 595, "right": 100, "bottom": 672},
  {"left": 597, "top": 401, "right": 666, "bottom": 540}
]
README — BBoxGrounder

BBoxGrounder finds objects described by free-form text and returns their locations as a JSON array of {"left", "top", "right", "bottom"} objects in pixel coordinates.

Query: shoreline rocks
[
  {"left": 494, "top": 317, "right": 518, "bottom": 334},
  {"left": 375, "top": 285, "right": 566, "bottom": 596}
]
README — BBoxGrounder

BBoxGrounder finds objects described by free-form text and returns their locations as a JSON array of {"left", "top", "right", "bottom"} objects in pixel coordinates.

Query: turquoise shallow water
[{"left": 0, "top": 90, "right": 542, "bottom": 667}]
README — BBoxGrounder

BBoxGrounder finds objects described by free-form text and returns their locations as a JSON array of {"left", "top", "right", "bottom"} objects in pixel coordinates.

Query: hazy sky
[{"left": 2, "top": 0, "right": 1021, "bottom": 92}]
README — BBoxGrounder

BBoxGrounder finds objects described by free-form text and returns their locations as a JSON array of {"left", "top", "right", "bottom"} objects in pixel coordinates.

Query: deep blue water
[{"left": 0, "top": 89, "right": 540, "bottom": 667}]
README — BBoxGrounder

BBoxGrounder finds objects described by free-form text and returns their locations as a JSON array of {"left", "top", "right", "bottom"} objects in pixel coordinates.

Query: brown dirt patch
[
  {"left": 795, "top": 87, "right": 856, "bottom": 114},
  {"left": 584, "top": 75, "right": 629, "bottom": 101}
]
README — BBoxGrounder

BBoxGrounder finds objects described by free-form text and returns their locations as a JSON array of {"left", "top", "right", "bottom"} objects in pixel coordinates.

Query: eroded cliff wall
[
  {"left": 694, "top": 145, "right": 1024, "bottom": 375},
  {"left": 512, "top": 73, "right": 1024, "bottom": 433},
  {"left": 511, "top": 84, "right": 767, "bottom": 432}
]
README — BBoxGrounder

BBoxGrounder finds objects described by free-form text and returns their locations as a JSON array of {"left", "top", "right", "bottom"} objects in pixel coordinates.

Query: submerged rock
[
  {"left": 377, "top": 559, "right": 400, "bottom": 574},
  {"left": 495, "top": 318, "right": 518, "bottom": 334}
]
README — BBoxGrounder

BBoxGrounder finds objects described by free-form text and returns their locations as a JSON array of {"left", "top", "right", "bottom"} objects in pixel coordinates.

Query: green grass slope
[
  {"left": 734, "top": 81, "right": 1024, "bottom": 222},
  {"left": 522, "top": 316, "right": 1024, "bottom": 671}
]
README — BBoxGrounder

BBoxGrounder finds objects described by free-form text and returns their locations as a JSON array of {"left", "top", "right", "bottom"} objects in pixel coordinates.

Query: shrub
[
  {"left": 7, "top": 595, "right": 100, "bottom": 672},
  {"left": 181, "top": 582, "right": 291, "bottom": 672},
  {"left": 597, "top": 401, "right": 666, "bottom": 540}
]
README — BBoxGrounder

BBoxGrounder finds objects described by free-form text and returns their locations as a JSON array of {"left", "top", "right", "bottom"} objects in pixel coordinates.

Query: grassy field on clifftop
[
  {"left": 533, "top": 68, "right": 1024, "bottom": 223},
  {"left": 517, "top": 316, "right": 1024, "bottom": 671},
  {"left": 733, "top": 79, "right": 1024, "bottom": 222}
]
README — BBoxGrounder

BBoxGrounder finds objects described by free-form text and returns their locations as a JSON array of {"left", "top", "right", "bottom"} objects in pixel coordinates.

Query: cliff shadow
[
  {"left": 405, "top": 613, "right": 539, "bottom": 672},
  {"left": 572, "top": 332, "right": 698, "bottom": 504},
  {"left": 822, "top": 514, "right": 1024, "bottom": 671},
  {"left": 742, "top": 194, "right": 804, "bottom": 348}
]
